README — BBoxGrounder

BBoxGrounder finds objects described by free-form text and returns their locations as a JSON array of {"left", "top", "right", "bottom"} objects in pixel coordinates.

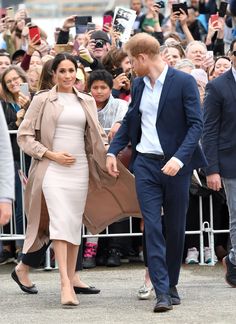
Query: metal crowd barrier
[{"left": 0, "top": 130, "right": 230, "bottom": 268}]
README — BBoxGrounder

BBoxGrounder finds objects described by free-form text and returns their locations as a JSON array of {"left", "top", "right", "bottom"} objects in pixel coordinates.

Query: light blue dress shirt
[{"left": 136, "top": 65, "right": 183, "bottom": 167}]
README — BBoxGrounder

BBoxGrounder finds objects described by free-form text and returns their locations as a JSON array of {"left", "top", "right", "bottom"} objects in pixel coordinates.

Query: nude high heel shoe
[{"left": 61, "top": 286, "right": 79, "bottom": 307}]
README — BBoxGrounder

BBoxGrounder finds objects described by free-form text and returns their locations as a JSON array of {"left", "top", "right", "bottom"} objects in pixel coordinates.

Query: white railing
[{"left": 0, "top": 130, "right": 230, "bottom": 268}]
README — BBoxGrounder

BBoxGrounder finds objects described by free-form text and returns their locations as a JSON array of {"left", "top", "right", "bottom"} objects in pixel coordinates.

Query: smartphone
[
  {"left": 103, "top": 15, "right": 113, "bottom": 31},
  {"left": 19, "top": 83, "right": 30, "bottom": 96},
  {"left": 75, "top": 16, "right": 92, "bottom": 34},
  {"left": 25, "top": 17, "right": 32, "bottom": 25},
  {"left": 210, "top": 14, "right": 219, "bottom": 24},
  {"left": 29, "top": 25, "right": 41, "bottom": 45},
  {"left": 54, "top": 44, "right": 73, "bottom": 54},
  {"left": 6, "top": 7, "right": 14, "bottom": 20},
  {"left": 218, "top": 1, "right": 228, "bottom": 18},
  {"left": 206, "top": 50, "right": 214, "bottom": 59},
  {"left": 112, "top": 67, "right": 123, "bottom": 78},
  {"left": 172, "top": 2, "right": 188, "bottom": 16},
  {"left": 87, "top": 22, "right": 96, "bottom": 32},
  {"left": 155, "top": 1, "right": 165, "bottom": 9}
]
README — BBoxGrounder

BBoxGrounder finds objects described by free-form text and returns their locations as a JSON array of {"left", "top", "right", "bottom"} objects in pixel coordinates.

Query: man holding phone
[{"left": 89, "top": 30, "right": 111, "bottom": 61}]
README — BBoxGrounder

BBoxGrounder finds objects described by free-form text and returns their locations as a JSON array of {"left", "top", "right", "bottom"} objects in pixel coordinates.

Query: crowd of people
[{"left": 1, "top": 0, "right": 236, "bottom": 312}]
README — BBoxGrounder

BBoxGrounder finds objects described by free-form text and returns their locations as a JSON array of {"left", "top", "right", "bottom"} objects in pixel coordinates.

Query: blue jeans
[{"left": 222, "top": 178, "right": 236, "bottom": 264}]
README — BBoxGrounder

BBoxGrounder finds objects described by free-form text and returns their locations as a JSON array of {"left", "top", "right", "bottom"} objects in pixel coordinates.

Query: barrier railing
[{"left": 0, "top": 130, "right": 230, "bottom": 268}]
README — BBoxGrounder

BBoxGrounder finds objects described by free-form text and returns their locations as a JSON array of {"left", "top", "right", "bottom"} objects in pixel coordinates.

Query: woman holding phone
[{"left": 0, "top": 65, "right": 31, "bottom": 265}]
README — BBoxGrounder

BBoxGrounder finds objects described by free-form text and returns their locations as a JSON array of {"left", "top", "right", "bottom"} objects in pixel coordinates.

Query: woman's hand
[
  {"left": 15, "top": 109, "right": 26, "bottom": 127},
  {"left": 79, "top": 45, "right": 94, "bottom": 63},
  {"left": 27, "top": 34, "right": 41, "bottom": 55},
  {"left": 44, "top": 151, "right": 76, "bottom": 166},
  {"left": 178, "top": 8, "right": 188, "bottom": 26},
  {"left": 61, "top": 15, "right": 76, "bottom": 32},
  {"left": 18, "top": 92, "right": 30, "bottom": 109}
]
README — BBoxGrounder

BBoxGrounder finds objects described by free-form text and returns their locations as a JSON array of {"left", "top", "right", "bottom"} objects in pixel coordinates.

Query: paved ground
[{"left": 0, "top": 262, "right": 236, "bottom": 324}]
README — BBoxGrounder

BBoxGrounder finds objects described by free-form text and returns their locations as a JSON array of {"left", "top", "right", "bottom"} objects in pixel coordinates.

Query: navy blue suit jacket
[
  {"left": 202, "top": 68, "right": 236, "bottom": 178},
  {"left": 108, "top": 67, "right": 207, "bottom": 175}
]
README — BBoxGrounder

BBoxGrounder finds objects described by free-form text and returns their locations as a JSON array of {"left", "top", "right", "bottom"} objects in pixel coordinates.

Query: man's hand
[
  {"left": 0, "top": 202, "right": 12, "bottom": 226},
  {"left": 161, "top": 159, "right": 181, "bottom": 176},
  {"left": 113, "top": 73, "right": 130, "bottom": 90},
  {"left": 106, "top": 155, "right": 120, "bottom": 178},
  {"left": 206, "top": 173, "right": 222, "bottom": 191}
]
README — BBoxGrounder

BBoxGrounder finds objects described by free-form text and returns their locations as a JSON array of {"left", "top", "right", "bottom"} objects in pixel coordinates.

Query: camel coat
[{"left": 17, "top": 86, "right": 141, "bottom": 253}]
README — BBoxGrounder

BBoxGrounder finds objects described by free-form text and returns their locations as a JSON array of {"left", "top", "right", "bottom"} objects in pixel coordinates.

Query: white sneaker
[
  {"left": 185, "top": 247, "right": 199, "bottom": 264},
  {"left": 137, "top": 282, "right": 153, "bottom": 300},
  {"left": 204, "top": 247, "right": 218, "bottom": 264}
]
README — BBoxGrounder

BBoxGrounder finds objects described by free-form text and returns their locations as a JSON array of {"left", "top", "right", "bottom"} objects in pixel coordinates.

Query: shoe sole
[
  {"left": 11, "top": 270, "right": 38, "bottom": 294},
  {"left": 0, "top": 258, "right": 16, "bottom": 265},
  {"left": 222, "top": 257, "right": 236, "bottom": 288},
  {"left": 82, "top": 265, "right": 96, "bottom": 269},
  {"left": 185, "top": 260, "right": 199, "bottom": 265},
  {"left": 171, "top": 298, "right": 181, "bottom": 305},
  {"left": 138, "top": 293, "right": 153, "bottom": 300},
  {"left": 154, "top": 305, "right": 173, "bottom": 312}
]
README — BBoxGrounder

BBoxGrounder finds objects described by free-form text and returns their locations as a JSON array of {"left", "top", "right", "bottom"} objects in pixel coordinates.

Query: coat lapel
[
  {"left": 129, "top": 78, "right": 145, "bottom": 116},
  {"left": 156, "top": 67, "right": 175, "bottom": 120},
  {"left": 226, "top": 69, "right": 236, "bottom": 103}
]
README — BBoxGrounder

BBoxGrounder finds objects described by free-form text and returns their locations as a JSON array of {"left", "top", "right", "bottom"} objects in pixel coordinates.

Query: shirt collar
[{"left": 143, "top": 64, "right": 168, "bottom": 88}]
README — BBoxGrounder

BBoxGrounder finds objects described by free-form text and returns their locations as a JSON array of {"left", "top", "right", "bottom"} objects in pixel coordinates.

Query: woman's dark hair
[
  {"left": 1, "top": 65, "right": 28, "bottom": 102},
  {"left": 87, "top": 70, "right": 113, "bottom": 91},
  {"left": 38, "top": 59, "right": 54, "bottom": 91},
  {"left": 214, "top": 55, "right": 231, "bottom": 65},
  {"left": 51, "top": 53, "right": 78, "bottom": 72}
]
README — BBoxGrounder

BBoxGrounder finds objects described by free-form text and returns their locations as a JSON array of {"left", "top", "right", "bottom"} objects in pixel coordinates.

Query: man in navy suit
[
  {"left": 202, "top": 39, "right": 236, "bottom": 289},
  {"left": 106, "top": 33, "right": 207, "bottom": 312}
]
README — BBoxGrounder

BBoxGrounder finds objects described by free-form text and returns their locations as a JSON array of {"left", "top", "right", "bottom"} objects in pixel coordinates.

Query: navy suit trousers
[{"left": 133, "top": 154, "right": 191, "bottom": 295}]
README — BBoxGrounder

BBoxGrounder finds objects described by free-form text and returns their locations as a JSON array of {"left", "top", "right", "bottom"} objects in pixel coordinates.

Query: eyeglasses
[
  {"left": 5, "top": 76, "right": 20, "bottom": 85},
  {"left": 232, "top": 51, "right": 236, "bottom": 57}
]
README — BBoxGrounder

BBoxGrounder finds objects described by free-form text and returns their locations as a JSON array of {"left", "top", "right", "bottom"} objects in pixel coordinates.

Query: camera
[
  {"left": 155, "top": 1, "right": 165, "bottom": 9},
  {"left": 95, "top": 39, "right": 105, "bottom": 48}
]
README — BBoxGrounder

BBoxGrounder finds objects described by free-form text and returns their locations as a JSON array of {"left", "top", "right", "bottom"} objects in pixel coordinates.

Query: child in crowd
[{"left": 82, "top": 69, "right": 129, "bottom": 269}]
